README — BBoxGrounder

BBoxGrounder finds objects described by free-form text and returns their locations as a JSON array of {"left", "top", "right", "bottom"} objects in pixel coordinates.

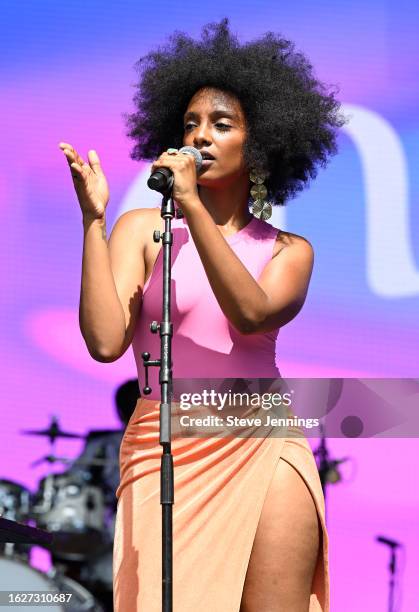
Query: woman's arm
[
  {"left": 80, "top": 209, "right": 147, "bottom": 361},
  {"left": 59, "top": 142, "right": 149, "bottom": 361},
  {"left": 184, "top": 200, "right": 314, "bottom": 335},
  {"left": 149, "top": 149, "right": 313, "bottom": 335}
]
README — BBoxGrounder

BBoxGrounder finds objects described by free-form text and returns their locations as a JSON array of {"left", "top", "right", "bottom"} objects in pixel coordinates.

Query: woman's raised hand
[{"left": 59, "top": 143, "right": 109, "bottom": 220}]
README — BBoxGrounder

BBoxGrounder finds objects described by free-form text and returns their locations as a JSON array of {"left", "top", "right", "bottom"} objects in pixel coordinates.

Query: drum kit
[{"left": 0, "top": 416, "right": 121, "bottom": 611}]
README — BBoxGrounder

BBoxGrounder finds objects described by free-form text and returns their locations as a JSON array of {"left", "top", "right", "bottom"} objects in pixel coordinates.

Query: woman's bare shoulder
[
  {"left": 272, "top": 228, "right": 313, "bottom": 258},
  {"left": 114, "top": 206, "right": 161, "bottom": 226},
  {"left": 110, "top": 207, "right": 162, "bottom": 242}
]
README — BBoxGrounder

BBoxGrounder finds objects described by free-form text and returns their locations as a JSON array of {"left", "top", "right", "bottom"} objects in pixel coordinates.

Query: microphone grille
[{"left": 179, "top": 146, "right": 203, "bottom": 171}]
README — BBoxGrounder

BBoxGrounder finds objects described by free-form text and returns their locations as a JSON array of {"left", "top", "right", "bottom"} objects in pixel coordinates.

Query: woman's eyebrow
[{"left": 183, "top": 109, "right": 237, "bottom": 121}]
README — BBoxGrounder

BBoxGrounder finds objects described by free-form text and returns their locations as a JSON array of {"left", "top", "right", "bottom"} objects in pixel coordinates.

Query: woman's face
[{"left": 182, "top": 87, "right": 248, "bottom": 187}]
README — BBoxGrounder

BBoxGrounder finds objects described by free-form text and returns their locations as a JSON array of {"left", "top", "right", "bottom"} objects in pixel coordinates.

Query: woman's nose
[{"left": 193, "top": 124, "right": 212, "bottom": 146}]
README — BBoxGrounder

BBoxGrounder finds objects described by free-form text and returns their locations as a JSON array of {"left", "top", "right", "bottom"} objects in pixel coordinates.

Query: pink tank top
[{"left": 132, "top": 213, "right": 281, "bottom": 399}]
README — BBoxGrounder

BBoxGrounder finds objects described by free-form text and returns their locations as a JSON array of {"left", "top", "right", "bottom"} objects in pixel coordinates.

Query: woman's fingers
[
  {"left": 62, "top": 149, "right": 76, "bottom": 167},
  {"left": 59, "top": 144, "right": 102, "bottom": 179},
  {"left": 73, "top": 150, "right": 85, "bottom": 167},
  {"left": 59, "top": 143, "right": 85, "bottom": 168},
  {"left": 59, "top": 142, "right": 109, "bottom": 218},
  {"left": 87, "top": 150, "right": 102, "bottom": 175},
  {"left": 69, "top": 162, "right": 86, "bottom": 184},
  {"left": 64, "top": 152, "right": 90, "bottom": 182}
]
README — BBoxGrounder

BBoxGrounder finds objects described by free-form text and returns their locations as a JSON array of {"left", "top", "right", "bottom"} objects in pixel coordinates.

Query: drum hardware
[
  {"left": 0, "top": 515, "right": 52, "bottom": 547},
  {"left": 4, "top": 417, "right": 119, "bottom": 610},
  {"left": 31, "top": 473, "right": 111, "bottom": 562},
  {"left": 23, "top": 418, "right": 118, "bottom": 562},
  {"left": 0, "top": 479, "right": 31, "bottom": 521},
  {"left": 0, "top": 480, "right": 33, "bottom": 560}
]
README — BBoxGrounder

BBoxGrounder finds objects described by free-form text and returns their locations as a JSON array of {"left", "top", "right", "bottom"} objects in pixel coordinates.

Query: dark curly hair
[{"left": 125, "top": 18, "right": 345, "bottom": 206}]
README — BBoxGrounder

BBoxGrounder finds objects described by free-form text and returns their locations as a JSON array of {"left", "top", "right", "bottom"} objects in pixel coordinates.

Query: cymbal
[
  {"left": 21, "top": 416, "right": 84, "bottom": 442},
  {"left": 22, "top": 428, "right": 84, "bottom": 439},
  {"left": 30, "top": 454, "right": 70, "bottom": 467},
  {"left": 30, "top": 455, "right": 119, "bottom": 468}
]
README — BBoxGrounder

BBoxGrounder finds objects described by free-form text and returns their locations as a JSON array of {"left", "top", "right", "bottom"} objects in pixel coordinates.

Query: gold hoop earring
[{"left": 249, "top": 170, "right": 272, "bottom": 220}]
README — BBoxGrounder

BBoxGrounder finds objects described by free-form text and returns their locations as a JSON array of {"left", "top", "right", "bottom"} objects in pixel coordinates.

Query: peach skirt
[{"left": 113, "top": 398, "right": 329, "bottom": 611}]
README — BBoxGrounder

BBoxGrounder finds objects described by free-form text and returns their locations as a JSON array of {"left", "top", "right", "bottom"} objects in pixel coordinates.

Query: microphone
[
  {"left": 376, "top": 536, "right": 401, "bottom": 549},
  {"left": 147, "top": 146, "right": 203, "bottom": 194}
]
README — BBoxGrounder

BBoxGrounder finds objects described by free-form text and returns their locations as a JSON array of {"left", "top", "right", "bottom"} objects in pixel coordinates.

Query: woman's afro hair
[{"left": 125, "top": 18, "right": 346, "bottom": 205}]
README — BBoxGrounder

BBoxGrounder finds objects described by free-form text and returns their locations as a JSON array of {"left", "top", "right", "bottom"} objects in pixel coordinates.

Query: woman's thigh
[{"left": 240, "top": 458, "right": 320, "bottom": 612}]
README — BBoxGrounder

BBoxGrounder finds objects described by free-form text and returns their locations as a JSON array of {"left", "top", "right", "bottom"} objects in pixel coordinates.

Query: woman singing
[{"left": 59, "top": 19, "right": 343, "bottom": 612}]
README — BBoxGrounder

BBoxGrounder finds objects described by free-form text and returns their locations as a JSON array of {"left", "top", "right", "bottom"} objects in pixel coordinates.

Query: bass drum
[
  {"left": 53, "top": 572, "right": 105, "bottom": 612},
  {"left": 0, "top": 556, "right": 104, "bottom": 612}
]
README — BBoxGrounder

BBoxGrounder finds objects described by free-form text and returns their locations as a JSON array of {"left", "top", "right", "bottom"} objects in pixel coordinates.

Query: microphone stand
[
  {"left": 376, "top": 537, "right": 401, "bottom": 612},
  {"left": 141, "top": 191, "right": 177, "bottom": 612},
  {"left": 315, "top": 424, "right": 331, "bottom": 507},
  {"left": 314, "top": 423, "right": 347, "bottom": 522},
  {"left": 388, "top": 546, "right": 397, "bottom": 612}
]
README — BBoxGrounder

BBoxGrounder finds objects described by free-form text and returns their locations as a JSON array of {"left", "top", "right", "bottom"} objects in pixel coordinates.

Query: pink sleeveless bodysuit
[
  {"left": 113, "top": 212, "right": 329, "bottom": 611},
  {"left": 133, "top": 214, "right": 280, "bottom": 396}
]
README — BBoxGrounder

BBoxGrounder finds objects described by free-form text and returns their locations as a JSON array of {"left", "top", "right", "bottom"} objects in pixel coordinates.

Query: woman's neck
[{"left": 197, "top": 176, "right": 252, "bottom": 232}]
